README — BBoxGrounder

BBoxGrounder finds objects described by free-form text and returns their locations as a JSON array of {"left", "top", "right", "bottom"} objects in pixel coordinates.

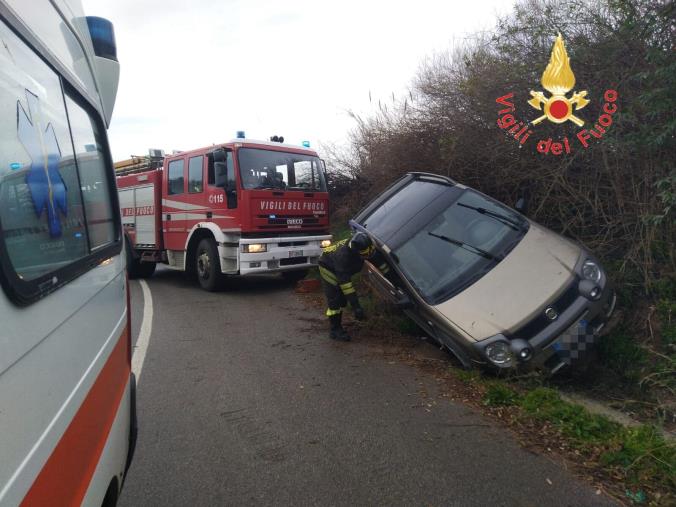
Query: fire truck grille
[
  {"left": 280, "top": 257, "right": 308, "bottom": 266},
  {"left": 257, "top": 215, "right": 325, "bottom": 230},
  {"left": 258, "top": 215, "right": 320, "bottom": 226},
  {"left": 278, "top": 241, "right": 309, "bottom": 247}
]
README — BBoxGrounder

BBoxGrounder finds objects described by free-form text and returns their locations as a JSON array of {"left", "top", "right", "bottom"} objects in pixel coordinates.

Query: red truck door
[
  {"left": 163, "top": 157, "right": 187, "bottom": 250},
  {"left": 163, "top": 151, "right": 238, "bottom": 254}
]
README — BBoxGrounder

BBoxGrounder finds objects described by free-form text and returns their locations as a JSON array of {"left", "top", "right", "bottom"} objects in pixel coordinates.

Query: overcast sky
[{"left": 82, "top": 0, "right": 513, "bottom": 161}]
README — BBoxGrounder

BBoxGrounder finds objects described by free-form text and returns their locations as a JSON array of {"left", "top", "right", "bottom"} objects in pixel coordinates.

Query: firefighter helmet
[{"left": 349, "top": 232, "right": 375, "bottom": 258}]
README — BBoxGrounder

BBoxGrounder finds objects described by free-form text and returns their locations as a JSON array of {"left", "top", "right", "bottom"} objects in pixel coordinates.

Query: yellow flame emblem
[{"left": 528, "top": 34, "right": 588, "bottom": 126}]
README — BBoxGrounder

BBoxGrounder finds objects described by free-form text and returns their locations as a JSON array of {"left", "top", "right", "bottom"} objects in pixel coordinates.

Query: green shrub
[
  {"left": 653, "top": 276, "right": 676, "bottom": 301},
  {"left": 483, "top": 383, "right": 521, "bottom": 406},
  {"left": 394, "top": 315, "right": 420, "bottom": 335},
  {"left": 656, "top": 299, "right": 676, "bottom": 346},
  {"left": 597, "top": 330, "right": 649, "bottom": 381},
  {"left": 521, "top": 388, "right": 621, "bottom": 444},
  {"left": 454, "top": 369, "right": 482, "bottom": 384},
  {"left": 601, "top": 425, "right": 676, "bottom": 488}
]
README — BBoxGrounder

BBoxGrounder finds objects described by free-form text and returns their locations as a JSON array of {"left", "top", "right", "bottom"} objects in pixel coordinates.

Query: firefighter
[{"left": 318, "top": 231, "right": 376, "bottom": 341}]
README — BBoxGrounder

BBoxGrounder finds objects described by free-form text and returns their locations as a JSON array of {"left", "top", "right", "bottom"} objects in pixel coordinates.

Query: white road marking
[{"left": 132, "top": 279, "right": 153, "bottom": 382}]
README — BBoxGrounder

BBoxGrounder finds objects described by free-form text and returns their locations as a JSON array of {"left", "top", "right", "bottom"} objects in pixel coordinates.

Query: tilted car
[{"left": 350, "top": 173, "right": 616, "bottom": 372}]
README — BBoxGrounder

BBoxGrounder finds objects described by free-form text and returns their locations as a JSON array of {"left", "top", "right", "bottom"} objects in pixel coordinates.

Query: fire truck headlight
[
  {"left": 243, "top": 243, "right": 267, "bottom": 253},
  {"left": 321, "top": 239, "right": 332, "bottom": 248}
]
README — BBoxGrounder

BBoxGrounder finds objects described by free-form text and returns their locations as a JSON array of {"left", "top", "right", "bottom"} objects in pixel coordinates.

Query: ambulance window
[
  {"left": 0, "top": 18, "right": 121, "bottom": 304},
  {"left": 0, "top": 21, "right": 88, "bottom": 281},
  {"left": 168, "top": 159, "right": 184, "bottom": 195},
  {"left": 188, "top": 156, "right": 203, "bottom": 193},
  {"left": 64, "top": 95, "right": 116, "bottom": 250}
]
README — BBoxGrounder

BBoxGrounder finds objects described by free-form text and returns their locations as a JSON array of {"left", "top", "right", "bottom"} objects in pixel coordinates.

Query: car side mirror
[
  {"left": 515, "top": 197, "right": 529, "bottom": 215},
  {"left": 215, "top": 161, "right": 227, "bottom": 188}
]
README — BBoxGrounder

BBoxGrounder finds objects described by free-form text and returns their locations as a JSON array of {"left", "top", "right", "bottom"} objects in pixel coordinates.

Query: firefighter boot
[{"left": 329, "top": 313, "right": 351, "bottom": 341}]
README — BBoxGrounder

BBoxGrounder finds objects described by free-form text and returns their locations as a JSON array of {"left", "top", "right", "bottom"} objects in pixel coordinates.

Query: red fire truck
[{"left": 116, "top": 138, "right": 331, "bottom": 290}]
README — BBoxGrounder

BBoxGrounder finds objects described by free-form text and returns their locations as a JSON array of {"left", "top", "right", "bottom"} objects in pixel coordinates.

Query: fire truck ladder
[{"left": 114, "top": 153, "right": 164, "bottom": 176}]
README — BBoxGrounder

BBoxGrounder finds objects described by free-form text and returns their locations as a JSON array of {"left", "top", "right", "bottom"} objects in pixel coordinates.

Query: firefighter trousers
[
  {"left": 319, "top": 265, "right": 349, "bottom": 316},
  {"left": 322, "top": 278, "right": 346, "bottom": 316}
]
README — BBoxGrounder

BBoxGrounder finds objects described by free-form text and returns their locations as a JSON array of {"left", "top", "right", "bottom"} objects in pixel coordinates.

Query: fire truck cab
[{"left": 117, "top": 138, "right": 331, "bottom": 290}]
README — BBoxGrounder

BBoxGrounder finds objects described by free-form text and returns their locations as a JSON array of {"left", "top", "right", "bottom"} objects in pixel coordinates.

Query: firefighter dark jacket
[{"left": 318, "top": 239, "right": 391, "bottom": 300}]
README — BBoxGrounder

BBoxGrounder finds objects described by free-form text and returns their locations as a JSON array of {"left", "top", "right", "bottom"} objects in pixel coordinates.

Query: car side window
[{"left": 168, "top": 159, "right": 184, "bottom": 195}]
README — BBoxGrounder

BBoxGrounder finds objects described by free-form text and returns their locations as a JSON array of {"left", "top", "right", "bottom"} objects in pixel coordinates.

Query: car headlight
[
  {"left": 243, "top": 243, "right": 267, "bottom": 253},
  {"left": 581, "top": 260, "right": 601, "bottom": 283},
  {"left": 321, "top": 239, "right": 332, "bottom": 248},
  {"left": 484, "top": 341, "right": 512, "bottom": 367}
]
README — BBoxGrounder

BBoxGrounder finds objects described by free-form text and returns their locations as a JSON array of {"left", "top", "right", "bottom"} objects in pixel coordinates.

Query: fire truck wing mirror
[
  {"left": 213, "top": 148, "right": 226, "bottom": 163},
  {"left": 214, "top": 161, "right": 227, "bottom": 188}
]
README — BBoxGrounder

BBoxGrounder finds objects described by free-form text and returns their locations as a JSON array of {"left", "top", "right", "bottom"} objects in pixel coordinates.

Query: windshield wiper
[
  {"left": 456, "top": 202, "right": 524, "bottom": 231},
  {"left": 427, "top": 231, "right": 501, "bottom": 261}
]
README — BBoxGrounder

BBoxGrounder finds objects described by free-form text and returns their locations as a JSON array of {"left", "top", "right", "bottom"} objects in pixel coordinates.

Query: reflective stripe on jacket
[{"left": 318, "top": 239, "right": 364, "bottom": 295}]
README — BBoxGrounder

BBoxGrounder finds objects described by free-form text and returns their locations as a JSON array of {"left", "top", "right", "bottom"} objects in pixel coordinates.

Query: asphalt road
[{"left": 120, "top": 267, "right": 617, "bottom": 507}]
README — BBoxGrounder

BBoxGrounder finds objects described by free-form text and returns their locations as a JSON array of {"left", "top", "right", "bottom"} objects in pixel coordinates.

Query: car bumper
[
  {"left": 470, "top": 281, "right": 617, "bottom": 371},
  {"left": 535, "top": 286, "right": 617, "bottom": 372}
]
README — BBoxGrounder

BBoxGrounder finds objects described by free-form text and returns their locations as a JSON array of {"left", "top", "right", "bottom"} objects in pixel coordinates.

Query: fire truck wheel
[{"left": 196, "top": 238, "right": 225, "bottom": 291}]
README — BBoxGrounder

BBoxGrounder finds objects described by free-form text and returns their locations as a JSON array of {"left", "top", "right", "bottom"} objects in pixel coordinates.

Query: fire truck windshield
[{"left": 238, "top": 148, "right": 327, "bottom": 192}]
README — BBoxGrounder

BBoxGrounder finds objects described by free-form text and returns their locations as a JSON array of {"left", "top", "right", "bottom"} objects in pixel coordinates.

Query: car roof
[
  {"left": 353, "top": 173, "right": 462, "bottom": 249},
  {"left": 353, "top": 172, "right": 456, "bottom": 225}
]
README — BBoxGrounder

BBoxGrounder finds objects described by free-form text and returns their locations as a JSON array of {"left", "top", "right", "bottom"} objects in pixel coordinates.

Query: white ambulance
[{"left": 0, "top": 1, "right": 135, "bottom": 505}]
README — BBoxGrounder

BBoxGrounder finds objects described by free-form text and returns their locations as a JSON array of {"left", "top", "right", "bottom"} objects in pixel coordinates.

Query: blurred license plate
[
  {"left": 287, "top": 218, "right": 303, "bottom": 225},
  {"left": 551, "top": 318, "right": 592, "bottom": 363},
  {"left": 289, "top": 250, "right": 303, "bottom": 258}
]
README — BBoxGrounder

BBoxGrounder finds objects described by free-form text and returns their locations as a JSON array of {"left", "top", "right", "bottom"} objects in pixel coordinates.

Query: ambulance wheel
[
  {"left": 135, "top": 261, "right": 156, "bottom": 278},
  {"left": 196, "top": 238, "right": 225, "bottom": 291},
  {"left": 126, "top": 238, "right": 155, "bottom": 279},
  {"left": 281, "top": 269, "right": 308, "bottom": 283},
  {"left": 128, "top": 257, "right": 155, "bottom": 279}
]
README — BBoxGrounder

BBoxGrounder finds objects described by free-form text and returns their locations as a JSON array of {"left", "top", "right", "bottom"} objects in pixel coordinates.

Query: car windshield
[
  {"left": 238, "top": 148, "right": 327, "bottom": 192},
  {"left": 393, "top": 189, "right": 528, "bottom": 304}
]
